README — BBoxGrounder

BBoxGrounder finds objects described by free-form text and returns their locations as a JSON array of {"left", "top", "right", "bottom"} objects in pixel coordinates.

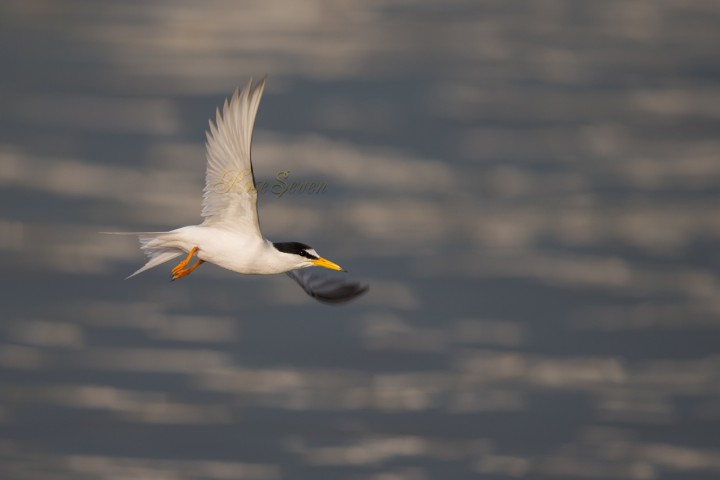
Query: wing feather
[
  {"left": 286, "top": 270, "right": 369, "bottom": 304},
  {"left": 201, "top": 78, "right": 266, "bottom": 236}
]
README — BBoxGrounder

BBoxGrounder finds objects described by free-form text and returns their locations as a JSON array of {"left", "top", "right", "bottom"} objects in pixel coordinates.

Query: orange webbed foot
[
  {"left": 170, "top": 247, "right": 201, "bottom": 280},
  {"left": 170, "top": 258, "right": 205, "bottom": 282},
  {"left": 171, "top": 246, "right": 198, "bottom": 274}
]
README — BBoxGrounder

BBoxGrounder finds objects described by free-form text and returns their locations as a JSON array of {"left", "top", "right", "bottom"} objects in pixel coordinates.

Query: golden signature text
[{"left": 212, "top": 170, "right": 327, "bottom": 197}]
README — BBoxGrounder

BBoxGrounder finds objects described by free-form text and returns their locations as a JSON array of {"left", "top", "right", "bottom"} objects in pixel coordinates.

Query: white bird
[{"left": 105, "top": 78, "right": 368, "bottom": 304}]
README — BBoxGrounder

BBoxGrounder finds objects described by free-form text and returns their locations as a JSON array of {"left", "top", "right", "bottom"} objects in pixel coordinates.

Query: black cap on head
[{"left": 272, "top": 242, "right": 319, "bottom": 260}]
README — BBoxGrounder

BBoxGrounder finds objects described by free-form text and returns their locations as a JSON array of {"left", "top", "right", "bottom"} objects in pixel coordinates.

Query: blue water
[{"left": 1, "top": 1, "right": 720, "bottom": 479}]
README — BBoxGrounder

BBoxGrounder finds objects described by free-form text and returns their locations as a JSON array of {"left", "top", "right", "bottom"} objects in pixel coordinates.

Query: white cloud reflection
[{"left": 0, "top": 443, "right": 280, "bottom": 480}]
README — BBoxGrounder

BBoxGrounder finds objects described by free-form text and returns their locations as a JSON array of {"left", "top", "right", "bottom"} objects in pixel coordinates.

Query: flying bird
[{"left": 105, "top": 78, "right": 368, "bottom": 304}]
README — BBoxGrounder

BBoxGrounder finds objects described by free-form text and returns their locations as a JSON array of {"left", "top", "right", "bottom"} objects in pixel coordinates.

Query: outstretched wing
[
  {"left": 201, "top": 78, "right": 266, "bottom": 236},
  {"left": 286, "top": 269, "right": 369, "bottom": 304}
]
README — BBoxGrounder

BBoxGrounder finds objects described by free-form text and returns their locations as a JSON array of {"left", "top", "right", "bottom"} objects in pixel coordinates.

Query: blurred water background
[{"left": 1, "top": 1, "right": 720, "bottom": 479}]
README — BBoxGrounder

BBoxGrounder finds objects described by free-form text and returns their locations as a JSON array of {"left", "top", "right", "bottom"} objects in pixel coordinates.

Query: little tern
[{"left": 105, "top": 78, "right": 368, "bottom": 304}]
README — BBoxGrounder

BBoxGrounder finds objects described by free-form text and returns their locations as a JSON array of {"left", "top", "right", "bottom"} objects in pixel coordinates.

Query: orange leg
[
  {"left": 171, "top": 246, "right": 199, "bottom": 275},
  {"left": 171, "top": 258, "right": 205, "bottom": 281}
]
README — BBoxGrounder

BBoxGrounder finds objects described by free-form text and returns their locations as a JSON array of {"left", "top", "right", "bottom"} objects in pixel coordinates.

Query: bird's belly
[
  {"left": 172, "top": 226, "right": 290, "bottom": 275},
  {"left": 195, "top": 244, "right": 262, "bottom": 274},
  {"left": 200, "top": 250, "right": 272, "bottom": 274},
  {"left": 187, "top": 234, "right": 271, "bottom": 274}
]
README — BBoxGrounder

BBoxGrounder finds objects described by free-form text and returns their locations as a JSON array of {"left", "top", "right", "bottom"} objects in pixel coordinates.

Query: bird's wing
[
  {"left": 201, "top": 78, "right": 266, "bottom": 236},
  {"left": 286, "top": 269, "right": 369, "bottom": 305}
]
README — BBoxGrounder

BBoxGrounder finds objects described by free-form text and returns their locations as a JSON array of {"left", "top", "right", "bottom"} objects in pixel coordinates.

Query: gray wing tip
[
  {"left": 286, "top": 270, "right": 369, "bottom": 305},
  {"left": 312, "top": 282, "right": 369, "bottom": 305}
]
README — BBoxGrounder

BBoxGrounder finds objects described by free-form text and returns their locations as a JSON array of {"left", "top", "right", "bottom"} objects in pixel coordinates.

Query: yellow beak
[{"left": 311, "top": 257, "right": 346, "bottom": 272}]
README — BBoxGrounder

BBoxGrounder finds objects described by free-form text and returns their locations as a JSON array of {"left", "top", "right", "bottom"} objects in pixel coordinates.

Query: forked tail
[{"left": 101, "top": 231, "right": 182, "bottom": 279}]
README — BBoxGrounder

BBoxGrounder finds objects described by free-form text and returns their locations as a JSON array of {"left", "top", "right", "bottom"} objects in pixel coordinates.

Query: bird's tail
[{"left": 101, "top": 231, "right": 182, "bottom": 279}]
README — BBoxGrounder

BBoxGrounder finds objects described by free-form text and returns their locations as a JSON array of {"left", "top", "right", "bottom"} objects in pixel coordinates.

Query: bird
[{"left": 104, "top": 78, "right": 368, "bottom": 304}]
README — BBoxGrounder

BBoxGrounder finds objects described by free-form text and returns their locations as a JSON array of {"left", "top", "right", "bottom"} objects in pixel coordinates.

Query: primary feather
[{"left": 201, "top": 78, "right": 265, "bottom": 236}]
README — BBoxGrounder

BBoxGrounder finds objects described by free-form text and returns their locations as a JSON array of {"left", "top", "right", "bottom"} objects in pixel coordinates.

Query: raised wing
[
  {"left": 286, "top": 269, "right": 369, "bottom": 304},
  {"left": 201, "top": 78, "right": 266, "bottom": 236}
]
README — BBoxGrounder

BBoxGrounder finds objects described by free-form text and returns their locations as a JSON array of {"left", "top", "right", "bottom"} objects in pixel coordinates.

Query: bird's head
[{"left": 272, "top": 242, "right": 346, "bottom": 271}]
